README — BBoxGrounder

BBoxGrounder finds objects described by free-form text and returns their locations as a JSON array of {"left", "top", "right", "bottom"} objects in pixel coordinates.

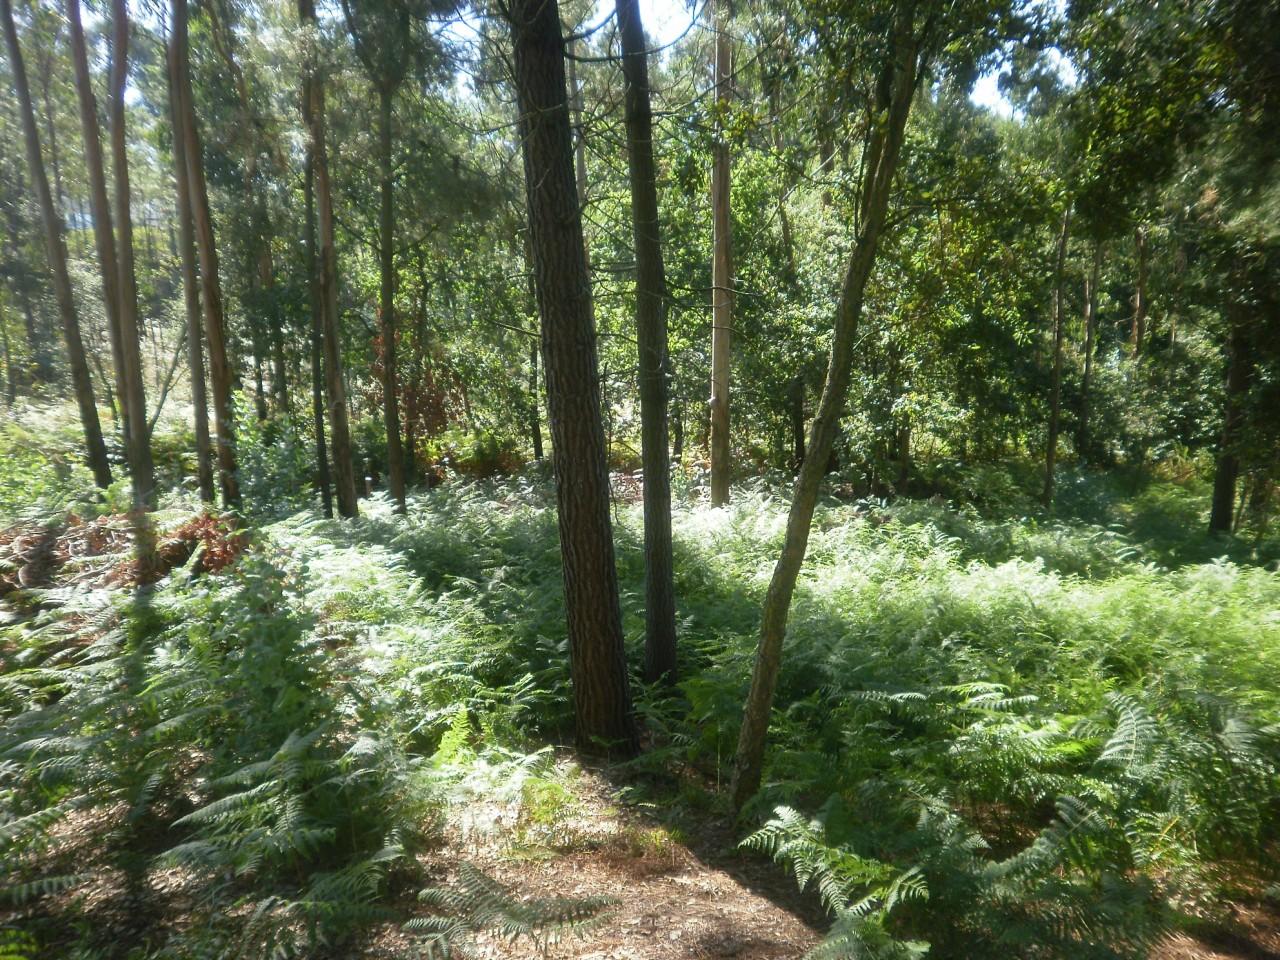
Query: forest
[{"left": 1, "top": 0, "right": 1278, "bottom": 954}]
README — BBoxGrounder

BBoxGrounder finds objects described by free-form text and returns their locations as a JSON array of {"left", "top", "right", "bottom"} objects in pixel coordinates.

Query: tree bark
[
  {"left": 2, "top": 0, "right": 112, "bottom": 489},
  {"left": 305, "top": 153, "right": 333, "bottom": 518},
  {"left": 1209, "top": 315, "right": 1250, "bottom": 533},
  {"left": 617, "top": 0, "right": 677, "bottom": 684},
  {"left": 166, "top": 24, "right": 213, "bottom": 504},
  {"left": 67, "top": 0, "right": 130, "bottom": 433},
  {"left": 300, "top": 0, "right": 358, "bottom": 517},
  {"left": 108, "top": 0, "right": 155, "bottom": 508},
  {"left": 789, "top": 375, "right": 804, "bottom": 471},
  {"left": 1042, "top": 207, "right": 1070, "bottom": 506},
  {"left": 708, "top": 0, "right": 733, "bottom": 507},
  {"left": 1078, "top": 242, "right": 1101, "bottom": 462},
  {"left": 1130, "top": 224, "right": 1147, "bottom": 358},
  {"left": 507, "top": 0, "right": 638, "bottom": 755},
  {"left": 173, "top": 0, "right": 239, "bottom": 507},
  {"left": 378, "top": 85, "right": 406, "bottom": 511},
  {"left": 730, "top": 10, "right": 922, "bottom": 810}
]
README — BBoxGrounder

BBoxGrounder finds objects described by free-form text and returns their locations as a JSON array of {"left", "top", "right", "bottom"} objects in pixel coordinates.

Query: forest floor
[{"left": 3, "top": 467, "right": 1279, "bottom": 960}]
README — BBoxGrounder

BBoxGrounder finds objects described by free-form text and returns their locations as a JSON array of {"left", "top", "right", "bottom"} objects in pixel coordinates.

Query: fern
[{"left": 409, "top": 862, "right": 615, "bottom": 956}]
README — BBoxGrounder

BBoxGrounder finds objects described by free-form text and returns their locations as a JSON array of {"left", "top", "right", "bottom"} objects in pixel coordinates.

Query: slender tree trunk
[
  {"left": 617, "top": 0, "right": 677, "bottom": 684},
  {"left": 301, "top": 0, "right": 358, "bottom": 517},
  {"left": 1210, "top": 315, "right": 1250, "bottom": 533},
  {"left": 730, "top": 14, "right": 922, "bottom": 809},
  {"left": 378, "top": 85, "right": 406, "bottom": 512},
  {"left": 2, "top": 301, "right": 15, "bottom": 405},
  {"left": 708, "top": 0, "right": 733, "bottom": 506},
  {"left": 507, "top": 0, "right": 638, "bottom": 755},
  {"left": 304, "top": 153, "right": 333, "bottom": 518},
  {"left": 2, "top": 0, "right": 112, "bottom": 489},
  {"left": 166, "top": 30, "right": 213, "bottom": 504},
  {"left": 1078, "top": 242, "right": 1101, "bottom": 462},
  {"left": 1042, "top": 208, "right": 1070, "bottom": 506},
  {"left": 108, "top": 0, "right": 155, "bottom": 508},
  {"left": 789, "top": 375, "right": 804, "bottom": 471},
  {"left": 522, "top": 233, "right": 545, "bottom": 461},
  {"left": 259, "top": 241, "right": 287, "bottom": 410},
  {"left": 173, "top": 0, "right": 239, "bottom": 507},
  {"left": 67, "top": 0, "right": 130, "bottom": 430},
  {"left": 1130, "top": 224, "right": 1147, "bottom": 358}
]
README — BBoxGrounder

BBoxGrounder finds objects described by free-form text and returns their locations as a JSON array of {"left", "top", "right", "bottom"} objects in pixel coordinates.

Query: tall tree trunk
[
  {"left": 261, "top": 245, "right": 287, "bottom": 410},
  {"left": 1209, "top": 315, "right": 1250, "bottom": 533},
  {"left": 507, "top": 0, "right": 638, "bottom": 755},
  {"left": 67, "top": 0, "right": 131, "bottom": 426},
  {"left": 618, "top": 0, "right": 677, "bottom": 684},
  {"left": 708, "top": 0, "right": 733, "bottom": 506},
  {"left": 1042, "top": 208, "right": 1070, "bottom": 506},
  {"left": 2, "top": 0, "right": 112, "bottom": 489},
  {"left": 730, "top": 12, "right": 922, "bottom": 810},
  {"left": 166, "top": 29, "right": 213, "bottom": 504},
  {"left": 1130, "top": 224, "right": 1147, "bottom": 358},
  {"left": 378, "top": 84, "right": 406, "bottom": 512},
  {"left": 522, "top": 233, "right": 545, "bottom": 461},
  {"left": 305, "top": 153, "right": 333, "bottom": 518},
  {"left": 173, "top": 0, "right": 239, "bottom": 507},
  {"left": 108, "top": 0, "right": 155, "bottom": 508},
  {"left": 300, "top": 0, "right": 358, "bottom": 517},
  {"left": 1078, "top": 242, "right": 1101, "bottom": 462}
]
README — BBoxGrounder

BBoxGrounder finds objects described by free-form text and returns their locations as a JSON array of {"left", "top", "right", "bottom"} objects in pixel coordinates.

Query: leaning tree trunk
[
  {"left": 300, "top": 0, "right": 358, "bottom": 517},
  {"left": 1209, "top": 314, "right": 1250, "bottom": 533},
  {"left": 304, "top": 154, "right": 333, "bottom": 518},
  {"left": 730, "top": 11, "right": 923, "bottom": 810},
  {"left": 617, "top": 0, "right": 678, "bottom": 684},
  {"left": 378, "top": 84, "right": 406, "bottom": 512},
  {"left": 166, "top": 28, "right": 213, "bottom": 504},
  {"left": 708, "top": 0, "right": 733, "bottom": 506},
  {"left": 1042, "top": 208, "right": 1071, "bottom": 506},
  {"left": 173, "top": 0, "right": 239, "bottom": 507},
  {"left": 108, "top": 0, "right": 156, "bottom": 508},
  {"left": 506, "top": 0, "right": 638, "bottom": 755},
  {"left": 2, "top": 0, "right": 112, "bottom": 489}
]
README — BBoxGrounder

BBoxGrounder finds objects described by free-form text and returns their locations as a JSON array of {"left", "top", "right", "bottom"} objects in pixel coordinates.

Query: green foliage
[{"left": 408, "top": 863, "right": 616, "bottom": 957}]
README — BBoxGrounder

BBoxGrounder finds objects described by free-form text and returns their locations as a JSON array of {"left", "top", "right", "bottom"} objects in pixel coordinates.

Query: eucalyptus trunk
[
  {"left": 378, "top": 84, "right": 406, "bottom": 512},
  {"left": 730, "top": 12, "right": 923, "bottom": 810},
  {"left": 300, "top": 0, "right": 358, "bottom": 517},
  {"left": 708, "top": 0, "right": 733, "bottom": 506},
  {"left": 304, "top": 154, "right": 333, "bottom": 518},
  {"left": 108, "top": 0, "right": 156, "bottom": 508},
  {"left": 165, "top": 27, "right": 213, "bottom": 503},
  {"left": 173, "top": 0, "right": 239, "bottom": 507},
  {"left": 2, "top": 0, "right": 112, "bottom": 489},
  {"left": 1042, "top": 208, "right": 1071, "bottom": 506}
]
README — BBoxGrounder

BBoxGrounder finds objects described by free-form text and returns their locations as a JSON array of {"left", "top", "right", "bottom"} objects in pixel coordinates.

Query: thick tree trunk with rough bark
[
  {"left": 507, "top": 0, "right": 638, "bottom": 755},
  {"left": 730, "top": 13, "right": 922, "bottom": 810},
  {"left": 617, "top": 0, "right": 678, "bottom": 684},
  {"left": 300, "top": 0, "right": 358, "bottom": 518},
  {"left": 2, "top": 0, "right": 112, "bottom": 490},
  {"left": 166, "top": 29, "right": 213, "bottom": 503},
  {"left": 173, "top": 0, "right": 239, "bottom": 507},
  {"left": 108, "top": 0, "right": 156, "bottom": 508},
  {"left": 1210, "top": 315, "right": 1250, "bottom": 533},
  {"left": 1042, "top": 208, "right": 1070, "bottom": 506},
  {"left": 709, "top": 0, "right": 733, "bottom": 506},
  {"left": 378, "top": 85, "right": 406, "bottom": 512}
]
